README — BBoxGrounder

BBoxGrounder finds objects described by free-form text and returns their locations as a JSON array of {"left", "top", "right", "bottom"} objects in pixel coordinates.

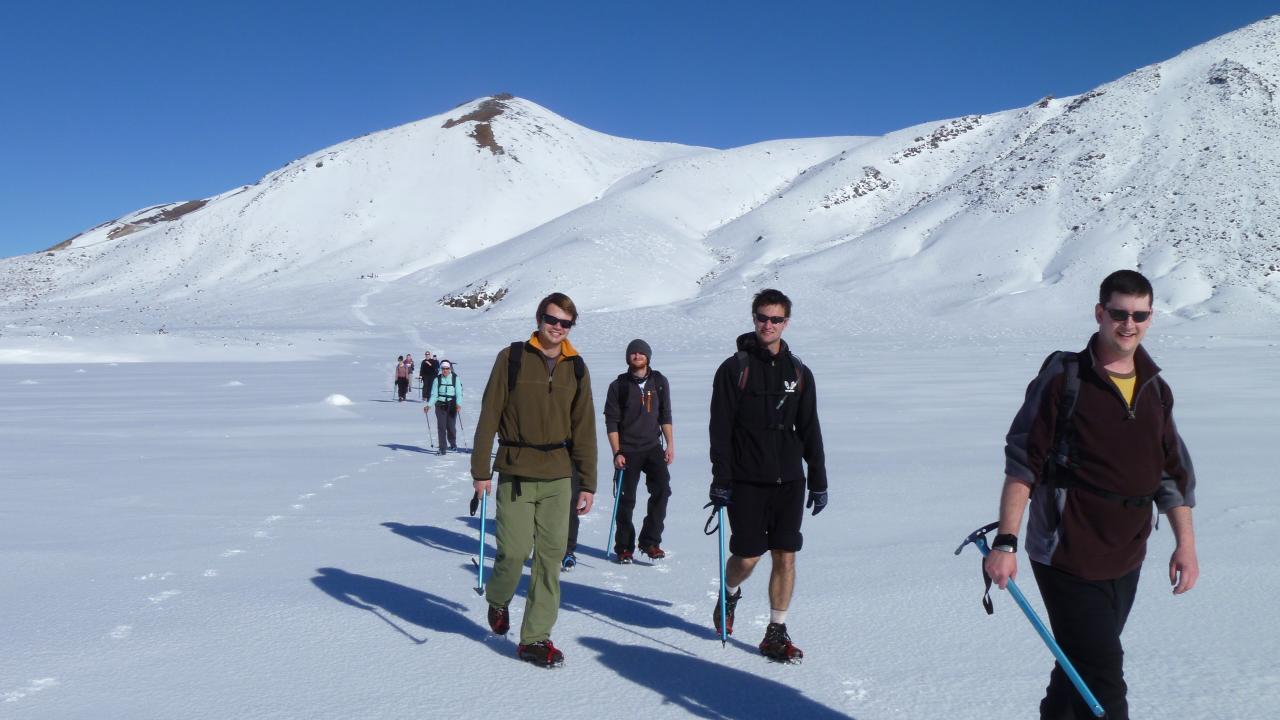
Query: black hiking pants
[
  {"left": 396, "top": 378, "right": 409, "bottom": 400},
  {"left": 1032, "top": 561, "right": 1141, "bottom": 720},
  {"left": 613, "top": 445, "right": 671, "bottom": 553}
]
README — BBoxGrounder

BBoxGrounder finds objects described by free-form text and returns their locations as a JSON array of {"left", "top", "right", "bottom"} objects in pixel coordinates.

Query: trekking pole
[
  {"left": 956, "top": 522, "right": 1105, "bottom": 718},
  {"left": 423, "top": 406, "right": 434, "bottom": 448},
  {"left": 603, "top": 467, "right": 623, "bottom": 560},
  {"left": 474, "top": 491, "right": 489, "bottom": 596},
  {"left": 457, "top": 406, "right": 468, "bottom": 449}
]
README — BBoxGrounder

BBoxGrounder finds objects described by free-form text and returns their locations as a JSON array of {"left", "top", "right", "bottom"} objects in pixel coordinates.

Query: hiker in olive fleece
[{"left": 471, "top": 292, "right": 597, "bottom": 668}]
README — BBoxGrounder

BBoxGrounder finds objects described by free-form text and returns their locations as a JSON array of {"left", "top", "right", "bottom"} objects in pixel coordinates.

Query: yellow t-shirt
[{"left": 1108, "top": 370, "right": 1136, "bottom": 408}]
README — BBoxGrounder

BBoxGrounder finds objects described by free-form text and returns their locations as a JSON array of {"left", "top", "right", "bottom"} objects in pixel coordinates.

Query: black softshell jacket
[{"left": 709, "top": 333, "right": 827, "bottom": 491}]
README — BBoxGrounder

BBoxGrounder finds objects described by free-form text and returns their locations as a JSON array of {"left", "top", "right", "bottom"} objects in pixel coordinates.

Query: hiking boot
[
  {"left": 487, "top": 604, "right": 510, "bottom": 635},
  {"left": 759, "top": 622, "right": 804, "bottom": 663},
  {"left": 561, "top": 552, "right": 577, "bottom": 571},
  {"left": 712, "top": 588, "right": 742, "bottom": 636},
  {"left": 438, "top": 448, "right": 446, "bottom": 456},
  {"left": 517, "top": 639, "right": 564, "bottom": 668},
  {"left": 639, "top": 544, "right": 666, "bottom": 560},
  {"left": 615, "top": 550, "right": 634, "bottom": 564}
]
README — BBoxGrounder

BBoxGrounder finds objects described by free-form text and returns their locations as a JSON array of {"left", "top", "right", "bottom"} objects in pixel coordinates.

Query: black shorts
[{"left": 726, "top": 480, "right": 805, "bottom": 557}]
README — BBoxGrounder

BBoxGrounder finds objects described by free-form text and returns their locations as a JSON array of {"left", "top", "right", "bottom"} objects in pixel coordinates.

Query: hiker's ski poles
[
  {"left": 457, "top": 406, "right": 468, "bottom": 449},
  {"left": 423, "top": 406, "right": 434, "bottom": 448},
  {"left": 603, "top": 467, "right": 623, "bottom": 559},
  {"left": 474, "top": 491, "right": 488, "bottom": 595},
  {"left": 956, "top": 522, "right": 1105, "bottom": 718}
]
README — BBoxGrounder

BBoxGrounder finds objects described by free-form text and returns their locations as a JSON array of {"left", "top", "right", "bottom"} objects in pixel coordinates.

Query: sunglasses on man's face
[
  {"left": 754, "top": 313, "right": 788, "bottom": 326},
  {"left": 541, "top": 314, "right": 575, "bottom": 329},
  {"left": 1104, "top": 308, "right": 1152, "bottom": 323}
]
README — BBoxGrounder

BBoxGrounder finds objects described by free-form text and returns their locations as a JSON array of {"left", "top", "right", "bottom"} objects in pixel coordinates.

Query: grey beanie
[{"left": 625, "top": 338, "right": 652, "bottom": 363}]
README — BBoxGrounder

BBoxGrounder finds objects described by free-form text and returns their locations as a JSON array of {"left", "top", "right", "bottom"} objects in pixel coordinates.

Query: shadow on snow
[
  {"left": 382, "top": 521, "right": 494, "bottom": 558},
  {"left": 580, "top": 637, "right": 857, "bottom": 719},
  {"left": 378, "top": 443, "right": 434, "bottom": 454},
  {"left": 310, "top": 567, "right": 504, "bottom": 656}
]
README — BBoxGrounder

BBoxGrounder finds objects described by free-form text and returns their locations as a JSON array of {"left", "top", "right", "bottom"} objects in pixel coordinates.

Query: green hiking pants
[{"left": 486, "top": 474, "right": 571, "bottom": 644}]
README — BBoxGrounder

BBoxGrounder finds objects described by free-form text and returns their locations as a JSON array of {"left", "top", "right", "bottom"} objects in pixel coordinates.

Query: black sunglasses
[
  {"left": 541, "top": 314, "right": 575, "bottom": 329},
  {"left": 1104, "top": 308, "right": 1152, "bottom": 323},
  {"left": 754, "top": 312, "right": 788, "bottom": 325}
]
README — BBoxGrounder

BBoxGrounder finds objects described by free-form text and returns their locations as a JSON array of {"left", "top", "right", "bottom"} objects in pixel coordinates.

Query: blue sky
[{"left": 1, "top": 1, "right": 1274, "bottom": 258}]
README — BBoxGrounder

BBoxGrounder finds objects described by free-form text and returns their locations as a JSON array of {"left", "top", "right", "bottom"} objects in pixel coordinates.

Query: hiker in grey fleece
[{"left": 601, "top": 338, "right": 674, "bottom": 561}]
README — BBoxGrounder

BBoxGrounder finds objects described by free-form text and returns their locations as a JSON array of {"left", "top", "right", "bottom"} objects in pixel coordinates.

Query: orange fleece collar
[{"left": 528, "top": 331, "right": 580, "bottom": 359}]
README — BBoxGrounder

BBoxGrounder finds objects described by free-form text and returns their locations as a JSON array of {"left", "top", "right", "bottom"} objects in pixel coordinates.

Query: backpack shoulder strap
[
  {"left": 1046, "top": 351, "right": 1080, "bottom": 480},
  {"left": 507, "top": 341, "right": 524, "bottom": 393},
  {"left": 734, "top": 350, "right": 750, "bottom": 392},
  {"left": 790, "top": 354, "right": 805, "bottom": 394}
]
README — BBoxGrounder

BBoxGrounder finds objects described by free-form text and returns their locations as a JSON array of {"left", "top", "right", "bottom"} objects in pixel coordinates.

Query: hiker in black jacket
[
  {"left": 420, "top": 353, "right": 437, "bottom": 401},
  {"left": 707, "top": 288, "right": 826, "bottom": 663},
  {"left": 600, "top": 338, "right": 674, "bottom": 563}
]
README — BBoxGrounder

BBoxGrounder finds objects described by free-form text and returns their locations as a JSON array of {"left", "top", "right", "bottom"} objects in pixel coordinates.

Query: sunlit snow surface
[{"left": 2, "top": 316, "right": 1276, "bottom": 719}]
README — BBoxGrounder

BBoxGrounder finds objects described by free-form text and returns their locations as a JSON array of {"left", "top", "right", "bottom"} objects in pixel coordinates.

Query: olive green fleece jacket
[{"left": 470, "top": 335, "right": 598, "bottom": 493}]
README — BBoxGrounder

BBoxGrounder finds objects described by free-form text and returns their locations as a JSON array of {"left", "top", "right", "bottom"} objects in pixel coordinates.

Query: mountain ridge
[{"left": 3, "top": 16, "right": 1279, "bottom": 347}]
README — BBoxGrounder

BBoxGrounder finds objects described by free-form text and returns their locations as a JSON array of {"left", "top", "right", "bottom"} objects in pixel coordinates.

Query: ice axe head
[{"left": 954, "top": 521, "right": 1000, "bottom": 557}]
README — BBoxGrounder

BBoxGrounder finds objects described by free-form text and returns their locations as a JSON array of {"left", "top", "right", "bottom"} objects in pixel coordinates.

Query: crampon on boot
[
  {"left": 759, "top": 622, "right": 803, "bottom": 663},
  {"left": 517, "top": 639, "right": 565, "bottom": 668}
]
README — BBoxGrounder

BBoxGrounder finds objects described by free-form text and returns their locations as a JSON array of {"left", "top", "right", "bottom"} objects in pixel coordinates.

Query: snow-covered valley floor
[{"left": 3, "top": 331, "right": 1277, "bottom": 719}]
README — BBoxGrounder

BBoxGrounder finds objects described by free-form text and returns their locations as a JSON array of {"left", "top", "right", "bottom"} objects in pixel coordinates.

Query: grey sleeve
[
  {"left": 1003, "top": 359, "right": 1062, "bottom": 486},
  {"left": 1156, "top": 379, "right": 1197, "bottom": 512}
]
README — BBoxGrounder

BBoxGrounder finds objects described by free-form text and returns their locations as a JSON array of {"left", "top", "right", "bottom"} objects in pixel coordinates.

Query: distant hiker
[
  {"left": 707, "top": 288, "right": 826, "bottom": 664},
  {"left": 394, "top": 355, "right": 410, "bottom": 401},
  {"left": 406, "top": 353, "right": 415, "bottom": 378},
  {"left": 600, "top": 338, "right": 674, "bottom": 564},
  {"left": 471, "top": 292, "right": 597, "bottom": 667},
  {"left": 985, "top": 269, "right": 1198, "bottom": 719},
  {"left": 429, "top": 360, "right": 463, "bottom": 455},
  {"left": 420, "top": 352, "right": 438, "bottom": 401}
]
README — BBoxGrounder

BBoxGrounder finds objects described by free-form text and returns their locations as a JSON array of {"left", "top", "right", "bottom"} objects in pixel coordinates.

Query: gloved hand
[
  {"left": 806, "top": 490, "right": 828, "bottom": 516},
  {"left": 706, "top": 484, "right": 732, "bottom": 510},
  {"left": 469, "top": 492, "right": 480, "bottom": 517}
]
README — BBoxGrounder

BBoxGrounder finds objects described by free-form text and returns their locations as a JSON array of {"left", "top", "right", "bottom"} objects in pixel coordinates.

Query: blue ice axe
[
  {"left": 956, "top": 522, "right": 1105, "bottom": 718},
  {"left": 603, "top": 467, "right": 623, "bottom": 559},
  {"left": 702, "top": 503, "right": 729, "bottom": 646},
  {"left": 473, "top": 491, "right": 488, "bottom": 596}
]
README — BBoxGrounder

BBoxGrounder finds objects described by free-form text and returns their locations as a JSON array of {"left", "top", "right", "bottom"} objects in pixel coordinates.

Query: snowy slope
[{"left": 3, "top": 17, "right": 1280, "bottom": 359}]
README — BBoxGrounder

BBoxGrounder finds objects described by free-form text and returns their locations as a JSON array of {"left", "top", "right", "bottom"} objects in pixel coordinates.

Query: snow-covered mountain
[{"left": 3, "top": 16, "right": 1279, "bottom": 348}]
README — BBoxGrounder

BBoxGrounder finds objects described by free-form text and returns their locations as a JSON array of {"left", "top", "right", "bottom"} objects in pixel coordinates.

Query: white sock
[
  {"left": 770, "top": 608, "right": 788, "bottom": 624},
  {"left": 726, "top": 584, "right": 740, "bottom": 595}
]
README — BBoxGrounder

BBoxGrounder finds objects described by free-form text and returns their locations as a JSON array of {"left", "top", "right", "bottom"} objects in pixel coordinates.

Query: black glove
[
  {"left": 468, "top": 492, "right": 480, "bottom": 517},
  {"left": 706, "top": 484, "right": 732, "bottom": 510},
  {"left": 806, "top": 490, "right": 828, "bottom": 516}
]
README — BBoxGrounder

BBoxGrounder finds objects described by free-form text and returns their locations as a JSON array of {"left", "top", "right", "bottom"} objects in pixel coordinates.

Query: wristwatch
[{"left": 991, "top": 533, "right": 1018, "bottom": 554}]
